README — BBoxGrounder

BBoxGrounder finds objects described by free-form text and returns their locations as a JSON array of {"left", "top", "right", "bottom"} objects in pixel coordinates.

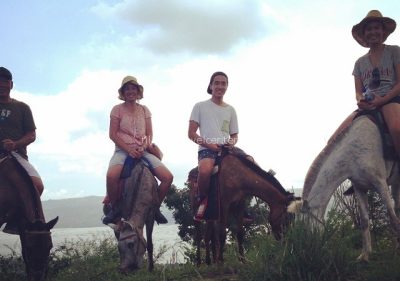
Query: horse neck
[
  {"left": 1, "top": 156, "right": 44, "bottom": 222},
  {"left": 125, "top": 163, "right": 158, "bottom": 227},
  {"left": 304, "top": 116, "right": 382, "bottom": 215},
  {"left": 220, "top": 155, "right": 288, "bottom": 206}
]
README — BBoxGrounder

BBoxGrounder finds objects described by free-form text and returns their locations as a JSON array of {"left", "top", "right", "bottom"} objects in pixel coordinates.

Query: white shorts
[
  {"left": 11, "top": 151, "right": 41, "bottom": 178},
  {"left": 108, "top": 147, "right": 164, "bottom": 170}
]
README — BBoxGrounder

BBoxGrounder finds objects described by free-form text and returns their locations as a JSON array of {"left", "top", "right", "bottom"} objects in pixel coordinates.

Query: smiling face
[
  {"left": 122, "top": 83, "right": 141, "bottom": 102},
  {"left": 209, "top": 75, "right": 228, "bottom": 99},
  {"left": 363, "top": 20, "right": 385, "bottom": 46}
]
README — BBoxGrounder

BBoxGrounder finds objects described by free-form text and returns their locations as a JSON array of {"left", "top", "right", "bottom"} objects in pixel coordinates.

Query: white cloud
[
  {"left": 9, "top": 1, "right": 400, "bottom": 199},
  {"left": 92, "top": 0, "right": 269, "bottom": 54}
]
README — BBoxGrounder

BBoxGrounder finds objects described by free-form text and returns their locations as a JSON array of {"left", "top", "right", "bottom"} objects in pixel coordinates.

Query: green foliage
[
  {"left": 237, "top": 209, "right": 400, "bottom": 281},
  {"left": 164, "top": 184, "right": 195, "bottom": 243},
  {"left": 1, "top": 216, "right": 400, "bottom": 281}
]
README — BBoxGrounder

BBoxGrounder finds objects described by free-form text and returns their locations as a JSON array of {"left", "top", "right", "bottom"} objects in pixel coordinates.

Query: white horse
[{"left": 290, "top": 114, "right": 400, "bottom": 262}]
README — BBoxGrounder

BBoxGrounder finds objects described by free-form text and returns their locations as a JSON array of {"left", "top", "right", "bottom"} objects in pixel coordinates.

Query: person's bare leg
[
  {"left": 197, "top": 158, "right": 215, "bottom": 199},
  {"left": 152, "top": 165, "right": 173, "bottom": 224},
  {"left": 382, "top": 103, "right": 400, "bottom": 158},
  {"left": 31, "top": 176, "right": 44, "bottom": 196},
  {"left": 103, "top": 165, "right": 123, "bottom": 224}
]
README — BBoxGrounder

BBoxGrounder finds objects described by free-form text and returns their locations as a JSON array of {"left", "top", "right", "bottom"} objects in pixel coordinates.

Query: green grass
[{"left": 1, "top": 218, "right": 400, "bottom": 281}]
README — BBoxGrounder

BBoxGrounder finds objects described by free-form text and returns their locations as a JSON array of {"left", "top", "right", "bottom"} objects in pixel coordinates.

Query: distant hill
[
  {"left": 42, "top": 196, "right": 175, "bottom": 228},
  {"left": 43, "top": 188, "right": 303, "bottom": 229}
]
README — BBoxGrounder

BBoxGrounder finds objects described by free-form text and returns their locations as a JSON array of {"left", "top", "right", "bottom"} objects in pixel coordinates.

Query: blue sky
[{"left": 1, "top": 0, "right": 399, "bottom": 200}]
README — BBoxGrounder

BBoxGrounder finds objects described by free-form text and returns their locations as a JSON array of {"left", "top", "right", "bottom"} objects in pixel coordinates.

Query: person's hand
[
  {"left": 128, "top": 147, "right": 144, "bottom": 158},
  {"left": 208, "top": 143, "right": 221, "bottom": 152},
  {"left": 2, "top": 139, "right": 16, "bottom": 151},
  {"left": 357, "top": 99, "right": 376, "bottom": 111}
]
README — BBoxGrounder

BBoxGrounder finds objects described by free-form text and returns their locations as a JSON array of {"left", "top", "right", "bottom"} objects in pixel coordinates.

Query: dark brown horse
[
  {"left": 0, "top": 151, "right": 58, "bottom": 281},
  {"left": 104, "top": 159, "right": 157, "bottom": 273},
  {"left": 207, "top": 148, "right": 298, "bottom": 263}
]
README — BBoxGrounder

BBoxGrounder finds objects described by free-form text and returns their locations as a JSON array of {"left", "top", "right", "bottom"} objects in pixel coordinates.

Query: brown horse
[
  {"left": 104, "top": 159, "right": 158, "bottom": 273},
  {"left": 192, "top": 148, "right": 299, "bottom": 264},
  {"left": 0, "top": 151, "right": 58, "bottom": 281}
]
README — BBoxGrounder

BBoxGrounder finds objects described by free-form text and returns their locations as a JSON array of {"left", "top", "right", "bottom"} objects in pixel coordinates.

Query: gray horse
[
  {"left": 289, "top": 114, "right": 400, "bottom": 261},
  {"left": 105, "top": 159, "right": 158, "bottom": 273}
]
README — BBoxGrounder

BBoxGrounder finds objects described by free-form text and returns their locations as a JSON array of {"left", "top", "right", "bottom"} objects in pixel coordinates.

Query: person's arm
[
  {"left": 228, "top": 133, "right": 238, "bottom": 147},
  {"left": 188, "top": 120, "right": 219, "bottom": 151},
  {"left": 2, "top": 130, "right": 36, "bottom": 151}
]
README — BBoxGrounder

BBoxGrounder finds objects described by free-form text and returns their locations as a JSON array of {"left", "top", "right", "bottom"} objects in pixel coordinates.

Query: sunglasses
[{"left": 368, "top": 67, "right": 380, "bottom": 90}]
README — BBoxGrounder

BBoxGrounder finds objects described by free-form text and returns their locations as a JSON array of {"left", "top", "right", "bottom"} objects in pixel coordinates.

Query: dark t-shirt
[{"left": 0, "top": 98, "right": 36, "bottom": 159}]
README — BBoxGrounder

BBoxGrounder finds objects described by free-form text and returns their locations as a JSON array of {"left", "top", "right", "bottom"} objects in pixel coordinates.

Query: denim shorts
[
  {"left": 108, "top": 147, "right": 163, "bottom": 170},
  {"left": 198, "top": 147, "right": 247, "bottom": 161},
  {"left": 11, "top": 151, "right": 41, "bottom": 178},
  {"left": 198, "top": 149, "right": 219, "bottom": 161}
]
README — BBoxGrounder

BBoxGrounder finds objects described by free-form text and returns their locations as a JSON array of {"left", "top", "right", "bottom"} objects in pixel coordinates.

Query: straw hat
[
  {"left": 118, "top": 76, "right": 144, "bottom": 100},
  {"left": 352, "top": 10, "right": 396, "bottom": 47}
]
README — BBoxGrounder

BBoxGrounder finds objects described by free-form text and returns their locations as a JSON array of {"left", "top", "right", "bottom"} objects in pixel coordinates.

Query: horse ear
[{"left": 46, "top": 216, "right": 59, "bottom": 230}]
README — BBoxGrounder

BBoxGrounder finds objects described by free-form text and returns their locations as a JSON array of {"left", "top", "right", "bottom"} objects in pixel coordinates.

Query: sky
[{"left": 1, "top": 0, "right": 399, "bottom": 200}]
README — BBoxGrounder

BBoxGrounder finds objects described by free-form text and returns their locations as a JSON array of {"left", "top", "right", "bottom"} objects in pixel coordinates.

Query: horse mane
[
  {"left": 302, "top": 121, "right": 353, "bottom": 198},
  {"left": 229, "top": 150, "right": 291, "bottom": 196}
]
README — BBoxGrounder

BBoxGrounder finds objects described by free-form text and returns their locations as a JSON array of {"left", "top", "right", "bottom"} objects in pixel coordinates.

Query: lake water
[{"left": 0, "top": 224, "right": 188, "bottom": 264}]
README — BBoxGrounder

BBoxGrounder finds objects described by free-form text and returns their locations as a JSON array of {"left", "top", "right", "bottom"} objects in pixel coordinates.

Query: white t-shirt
[{"left": 190, "top": 99, "right": 238, "bottom": 151}]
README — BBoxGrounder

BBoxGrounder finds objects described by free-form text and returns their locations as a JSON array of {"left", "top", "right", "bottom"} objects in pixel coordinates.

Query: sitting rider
[
  {"left": 329, "top": 10, "right": 400, "bottom": 159},
  {"left": 103, "top": 75, "right": 173, "bottom": 225},
  {"left": 0, "top": 66, "right": 44, "bottom": 234},
  {"left": 188, "top": 71, "right": 253, "bottom": 221}
]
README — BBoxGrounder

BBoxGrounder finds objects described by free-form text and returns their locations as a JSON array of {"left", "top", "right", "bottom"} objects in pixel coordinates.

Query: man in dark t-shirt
[{"left": 0, "top": 66, "right": 44, "bottom": 196}]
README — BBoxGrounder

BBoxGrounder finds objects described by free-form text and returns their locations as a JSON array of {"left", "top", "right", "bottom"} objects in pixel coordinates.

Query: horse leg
[
  {"left": 146, "top": 221, "right": 154, "bottom": 272},
  {"left": 353, "top": 188, "right": 372, "bottom": 262},
  {"left": 211, "top": 221, "right": 218, "bottom": 263},
  {"left": 193, "top": 221, "right": 202, "bottom": 266},
  {"left": 236, "top": 217, "right": 245, "bottom": 263},
  {"left": 392, "top": 180, "right": 400, "bottom": 218},
  {"left": 205, "top": 221, "right": 212, "bottom": 265},
  {"left": 217, "top": 213, "right": 228, "bottom": 264}
]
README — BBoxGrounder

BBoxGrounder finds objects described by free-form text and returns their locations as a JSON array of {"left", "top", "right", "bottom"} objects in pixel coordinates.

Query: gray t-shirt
[
  {"left": 353, "top": 44, "right": 400, "bottom": 97},
  {"left": 190, "top": 99, "right": 238, "bottom": 151}
]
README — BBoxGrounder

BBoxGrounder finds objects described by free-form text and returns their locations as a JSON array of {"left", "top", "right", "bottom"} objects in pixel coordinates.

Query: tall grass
[
  {"left": 1, "top": 213, "right": 400, "bottom": 281},
  {"left": 238, "top": 210, "right": 400, "bottom": 281}
]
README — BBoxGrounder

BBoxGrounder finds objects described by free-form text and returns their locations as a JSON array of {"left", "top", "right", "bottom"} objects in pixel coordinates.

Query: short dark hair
[
  {"left": 207, "top": 71, "right": 228, "bottom": 94},
  {"left": 0, "top": 67, "right": 12, "bottom": 81}
]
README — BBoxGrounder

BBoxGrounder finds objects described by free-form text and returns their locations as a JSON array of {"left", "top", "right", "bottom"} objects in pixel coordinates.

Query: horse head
[
  {"left": 20, "top": 217, "right": 58, "bottom": 281},
  {"left": 116, "top": 221, "right": 147, "bottom": 273},
  {"left": 269, "top": 192, "right": 300, "bottom": 240}
]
